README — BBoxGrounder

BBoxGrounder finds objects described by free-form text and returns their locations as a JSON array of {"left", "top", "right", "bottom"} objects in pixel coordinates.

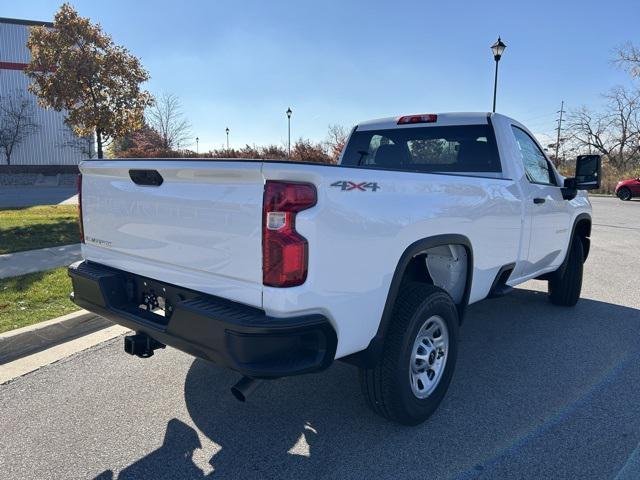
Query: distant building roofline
[{"left": 0, "top": 17, "right": 53, "bottom": 28}]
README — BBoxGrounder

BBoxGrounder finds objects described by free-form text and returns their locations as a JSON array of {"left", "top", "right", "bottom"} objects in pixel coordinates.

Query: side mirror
[
  {"left": 575, "top": 154, "right": 601, "bottom": 190},
  {"left": 561, "top": 154, "right": 601, "bottom": 200}
]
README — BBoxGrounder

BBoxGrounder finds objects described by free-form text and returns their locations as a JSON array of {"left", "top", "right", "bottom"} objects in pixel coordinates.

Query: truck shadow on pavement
[{"left": 97, "top": 287, "right": 640, "bottom": 479}]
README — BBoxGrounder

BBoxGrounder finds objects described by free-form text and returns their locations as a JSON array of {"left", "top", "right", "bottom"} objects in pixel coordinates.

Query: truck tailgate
[{"left": 79, "top": 160, "right": 264, "bottom": 308}]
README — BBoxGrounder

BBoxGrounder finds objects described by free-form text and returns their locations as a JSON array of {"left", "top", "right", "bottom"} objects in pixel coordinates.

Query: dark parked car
[{"left": 615, "top": 177, "right": 640, "bottom": 200}]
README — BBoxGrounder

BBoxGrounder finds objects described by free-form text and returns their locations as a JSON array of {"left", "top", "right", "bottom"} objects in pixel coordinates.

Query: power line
[
  {"left": 524, "top": 118, "right": 558, "bottom": 130},
  {"left": 520, "top": 111, "right": 557, "bottom": 123}
]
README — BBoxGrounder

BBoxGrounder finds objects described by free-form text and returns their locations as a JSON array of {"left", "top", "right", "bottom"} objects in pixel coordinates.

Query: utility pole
[{"left": 554, "top": 100, "right": 565, "bottom": 167}]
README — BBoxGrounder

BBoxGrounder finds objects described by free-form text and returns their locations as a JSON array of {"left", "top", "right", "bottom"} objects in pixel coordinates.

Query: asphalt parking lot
[{"left": 1, "top": 196, "right": 639, "bottom": 480}]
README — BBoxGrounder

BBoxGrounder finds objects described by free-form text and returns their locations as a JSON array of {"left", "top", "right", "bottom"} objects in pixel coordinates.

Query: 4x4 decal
[{"left": 330, "top": 181, "right": 380, "bottom": 192}]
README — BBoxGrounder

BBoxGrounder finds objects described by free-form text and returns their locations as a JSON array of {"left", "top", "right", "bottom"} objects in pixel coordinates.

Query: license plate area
[
  {"left": 119, "top": 274, "right": 200, "bottom": 327},
  {"left": 139, "top": 286, "right": 171, "bottom": 319}
]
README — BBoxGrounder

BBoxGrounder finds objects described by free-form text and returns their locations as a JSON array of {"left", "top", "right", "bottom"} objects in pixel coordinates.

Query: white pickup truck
[{"left": 69, "top": 112, "right": 601, "bottom": 425}]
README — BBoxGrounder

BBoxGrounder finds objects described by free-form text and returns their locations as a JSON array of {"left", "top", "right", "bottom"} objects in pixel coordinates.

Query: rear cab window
[{"left": 341, "top": 124, "right": 502, "bottom": 175}]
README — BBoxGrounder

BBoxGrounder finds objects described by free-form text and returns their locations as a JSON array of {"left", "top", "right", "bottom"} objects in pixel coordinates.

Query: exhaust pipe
[
  {"left": 124, "top": 333, "right": 165, "bottom": 358},
  {"left": 231, "top": 376, "right": 262, "bottom": 402}
]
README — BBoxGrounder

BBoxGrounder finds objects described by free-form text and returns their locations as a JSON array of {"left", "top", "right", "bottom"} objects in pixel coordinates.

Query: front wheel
[
  {"left": 359, "top": 283, "right": 459, "bottom": 425},
  {"left": 617, "top": 187, "right": 632, "bottom": 201},
  {"left": 548, "top": 236, "right": 584, "bottom": 306}
]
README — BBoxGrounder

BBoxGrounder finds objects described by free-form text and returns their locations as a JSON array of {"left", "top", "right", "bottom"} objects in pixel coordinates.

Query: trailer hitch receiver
[{"left": 124, "top": 333, "right": 165, "bottom": 358}]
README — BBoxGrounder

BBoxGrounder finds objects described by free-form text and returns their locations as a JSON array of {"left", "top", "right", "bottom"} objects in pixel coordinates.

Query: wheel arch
[
  {"left": 569, "top": 213, "right": 591, "bottom": 263},
  {"left": 342, "top": 234, "right": 473, "bottom": 368}
]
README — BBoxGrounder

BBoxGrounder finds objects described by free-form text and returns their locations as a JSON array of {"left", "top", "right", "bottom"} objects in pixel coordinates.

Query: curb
[
  {"left": 0, "top": 325, "right": 130, "bottom": 385},
  {"left": 0, "top": 309, "right": 114, "bottom": 365},
  {"left": 0, "top": 309, "right": 89, "bottom": 339}
]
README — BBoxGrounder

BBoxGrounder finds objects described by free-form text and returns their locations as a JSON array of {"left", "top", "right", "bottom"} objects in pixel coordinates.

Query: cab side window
[{"left": 511, "top": 126, "right": 556, "bottom": 185}]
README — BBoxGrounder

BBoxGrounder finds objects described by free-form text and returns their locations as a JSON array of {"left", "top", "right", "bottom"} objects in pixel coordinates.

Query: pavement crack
[{"left": 593, "top": 223, "right": 640, "bottom": 231}]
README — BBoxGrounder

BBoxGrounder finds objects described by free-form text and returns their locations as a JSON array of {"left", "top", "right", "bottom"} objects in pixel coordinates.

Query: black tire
[
  {"left": 359, "top": 283, "right": 459, "bottom": 425},
  {"left": 617, "top": 187, "right": 632, "bottom": 201},
  {"left": 548, "top": 236, "right": 584, "bottom": 306}
]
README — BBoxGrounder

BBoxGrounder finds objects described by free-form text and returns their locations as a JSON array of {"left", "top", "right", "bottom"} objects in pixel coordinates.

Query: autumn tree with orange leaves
[{"left": 25, "top": 3, "right": 153, "bottom": 158}]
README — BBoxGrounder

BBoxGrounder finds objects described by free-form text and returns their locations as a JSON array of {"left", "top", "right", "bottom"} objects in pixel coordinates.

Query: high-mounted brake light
[
  {"left": 263, "top": 181, "right": 317, "bottom": 287},
  {"left": 77, "top": 173, "right": 84, "bottom": 243},
  {"left": 397, "top": 114, "right": 438, "bottom": 125}
]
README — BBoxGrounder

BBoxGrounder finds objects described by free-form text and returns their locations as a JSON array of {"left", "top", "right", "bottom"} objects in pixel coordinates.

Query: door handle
[
  {"left": 533, "top": 197, "right": 546, "bottom": 204},
  {"left": 129, "top": 169, "right": 164, "bottom": 186}
]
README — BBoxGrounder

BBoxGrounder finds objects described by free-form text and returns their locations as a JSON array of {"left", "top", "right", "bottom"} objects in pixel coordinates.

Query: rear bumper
[{"left": 68, "top": 261, "right": 337, "bottom": 378}]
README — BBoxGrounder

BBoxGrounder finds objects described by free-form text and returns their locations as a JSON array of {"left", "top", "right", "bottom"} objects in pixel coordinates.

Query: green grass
[
  {"left": 0, "top": 205, "right": 79, "bottom": 254},
  {"left": 0, "top": 267, "right": 80, "bottom": 333}
]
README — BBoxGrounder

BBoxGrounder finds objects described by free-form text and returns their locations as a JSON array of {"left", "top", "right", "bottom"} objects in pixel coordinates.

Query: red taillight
[
  {"left": 397, "top": 114, "right": 437, "bottom": 125},
  {"left": 263, "top": 181, "right": 317, "bottom": 287},
  {"left": 77, "top": 173, "right": 84, "bottom": 243}
]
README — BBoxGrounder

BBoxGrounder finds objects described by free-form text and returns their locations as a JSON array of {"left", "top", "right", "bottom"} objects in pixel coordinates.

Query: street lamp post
[
  {"left": 225, "top": 127, "right": 230, "bottom": 150},
  {"left": 286, "top": 107, "right": 292, "bottom": 158},
  {"left": 490, "top": 36, "right": 507, "bottom": 113},
  {"left": 195, "top": 136, "right": 199, "bottom": 155}
]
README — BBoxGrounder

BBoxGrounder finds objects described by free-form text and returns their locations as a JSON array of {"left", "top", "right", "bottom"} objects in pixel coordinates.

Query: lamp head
[{"left": 491, "top": 36, "right": 507, "bottom": 61}]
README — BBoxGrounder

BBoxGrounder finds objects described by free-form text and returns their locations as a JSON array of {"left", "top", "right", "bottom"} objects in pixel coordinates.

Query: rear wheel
[
  {"left": 359, "top": 283, "right": 459, "bottom": 425},
  {"left": 548, "top": 236, "right": 584, "bottom": 306},
  {"left": 617, "top": 187, "right": 632, "bottom": 201}
]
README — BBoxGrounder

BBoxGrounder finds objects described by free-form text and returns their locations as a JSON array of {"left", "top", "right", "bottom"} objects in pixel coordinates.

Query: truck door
[{"left": 511, "top": 126, "right": 571, "bottom": 277}]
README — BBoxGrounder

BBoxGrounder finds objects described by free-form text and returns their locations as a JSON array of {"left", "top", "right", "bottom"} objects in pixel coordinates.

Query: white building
[{"left": 0, "top": 17, "right": 90, "bottom": 167}]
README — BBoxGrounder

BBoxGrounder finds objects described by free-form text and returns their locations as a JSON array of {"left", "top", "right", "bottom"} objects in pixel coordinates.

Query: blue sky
[{"left": 3, "top": 0, "right": 638, "bottom": 151}]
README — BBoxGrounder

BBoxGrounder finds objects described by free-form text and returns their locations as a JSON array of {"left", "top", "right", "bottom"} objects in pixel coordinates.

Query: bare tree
[
  {"left": 147, "top": 93, "right": 192, "bottom": 150},
  {"left": 0, "top": 94, "right": 39, "bottom": 165},
  {"left": 614, "top": 42, "right": 640, "bottom": 78},
  {"left": 59, "top": 126, "right": 94, "bottom": 159},
  {"left": 324, "top": 124, "right": 348, "bottom": 162},
  {"left": 565, "top": 86, "right": 640, "bottom": 169}
]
